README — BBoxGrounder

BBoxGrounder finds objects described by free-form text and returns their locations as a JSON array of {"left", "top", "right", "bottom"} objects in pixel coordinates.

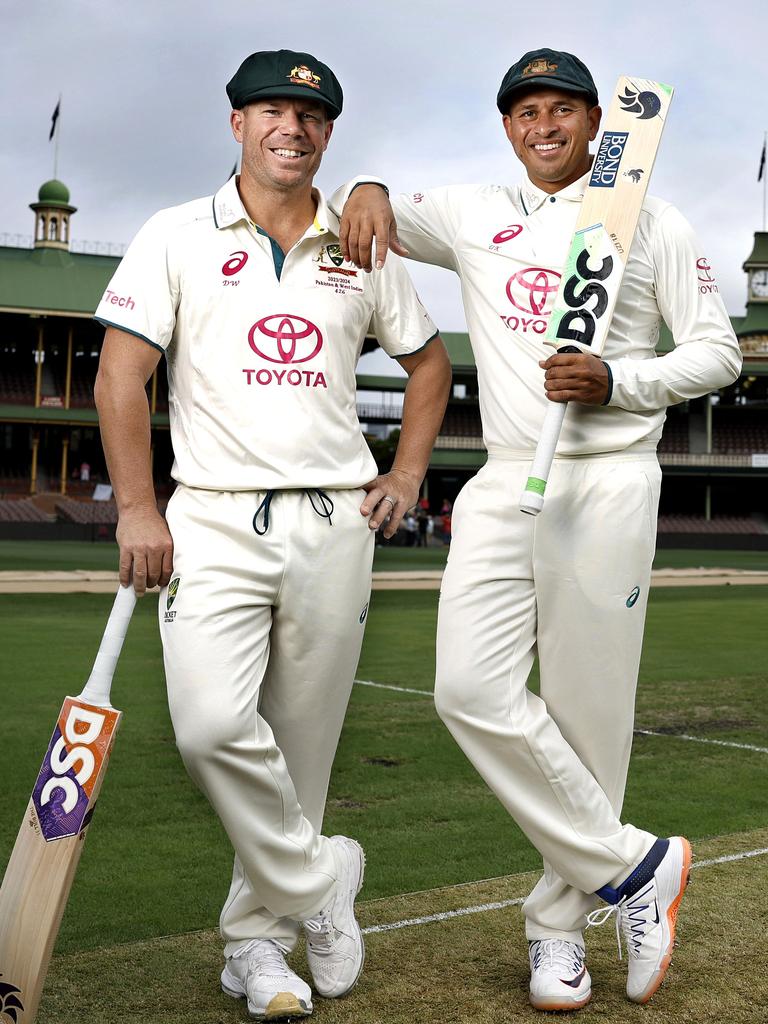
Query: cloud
[{"left": 2, "top": 0, "right": 765, "bottom": 337}]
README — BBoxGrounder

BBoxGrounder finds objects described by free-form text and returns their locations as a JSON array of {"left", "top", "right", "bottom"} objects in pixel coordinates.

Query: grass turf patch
[
  {"left": 37, "top": 829, "right": 768, "bottom": 1023},
  {"left": 0, "top": 587, "right": 765, "bottom": 958}
]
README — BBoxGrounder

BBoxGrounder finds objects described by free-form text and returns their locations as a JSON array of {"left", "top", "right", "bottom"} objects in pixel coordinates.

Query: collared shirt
[
  {"left": 336, "top": 172, "right": 740, "bottom": 456},
  {"left": 95, "top": 177, "right": 437, "bottom": 490}
]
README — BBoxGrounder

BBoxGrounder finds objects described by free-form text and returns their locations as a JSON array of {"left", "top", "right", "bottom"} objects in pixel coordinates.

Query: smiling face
[
  {"left": 502, "top": 88, "right": 601, "bottom": 193},
  {"left": 231, "top": 97, "right": 333, "bottom": 195}
]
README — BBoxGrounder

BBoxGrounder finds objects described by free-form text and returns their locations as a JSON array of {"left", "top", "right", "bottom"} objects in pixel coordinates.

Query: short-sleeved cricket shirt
[
  {"left": 95, "top": 177, "right": 437, "bottom": 490},
  {"left": 334, "top": 173, "right": 741, "bottom": 457}
]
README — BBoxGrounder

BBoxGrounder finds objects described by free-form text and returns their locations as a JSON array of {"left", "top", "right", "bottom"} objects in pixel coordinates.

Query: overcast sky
[{"left": 1, "top": 1, "right": 765, "bottom": 375}]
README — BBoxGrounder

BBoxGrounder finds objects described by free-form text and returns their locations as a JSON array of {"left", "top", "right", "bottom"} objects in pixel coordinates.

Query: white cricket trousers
[
  {"left": 159, "top": 485, "right": 374, "bottom": 955},
  {"left": 434, "top": 449, "right": 662, "bottom": 942}
]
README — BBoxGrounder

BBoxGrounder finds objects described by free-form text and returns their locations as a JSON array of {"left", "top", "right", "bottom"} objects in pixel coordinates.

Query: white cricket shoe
[
  {"left": 221, "top": 938, "right": 313, "bottom": 1020},
  {"left": 589, "top": 835, "right": 692, "bottom": 1003},
  {"left": 303, "top": 835, "right": 365, "bottom": 997},
  {"left": 528, "top": 938, "right": 592, "bottom": 1011}
]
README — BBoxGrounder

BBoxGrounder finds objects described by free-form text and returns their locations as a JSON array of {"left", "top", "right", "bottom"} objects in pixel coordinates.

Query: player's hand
[
  {"left": 116, "top": 507, "right": 174, "bottom": 596},
  {"left": 361, "top": 469, "right": 421, "bottom": 539},
  {"left": 540, "top": 353, "right": 610, "bottom": 405},
  {"left": 339, "top": 184, "right": 408, "bottom": 272}
]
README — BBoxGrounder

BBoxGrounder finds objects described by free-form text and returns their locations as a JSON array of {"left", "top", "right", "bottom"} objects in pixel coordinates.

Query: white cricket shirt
[
  {"left": 338, "top": 172, "right": 741, "bottom": 456},
  {"left": 95, "top": 178, "right": 437, "bottom": 490}
]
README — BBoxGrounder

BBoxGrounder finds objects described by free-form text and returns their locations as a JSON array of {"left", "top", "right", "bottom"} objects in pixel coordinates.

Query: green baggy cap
[
  {"left": 227, "top": 49, "right": 343, "bottom": 120},
  {"left": 497, "top": 48, "right": 598, "bottom": 113}
]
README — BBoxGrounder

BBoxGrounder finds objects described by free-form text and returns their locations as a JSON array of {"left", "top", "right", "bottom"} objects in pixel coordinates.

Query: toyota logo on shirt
[
  {"left": 506, "top": 267, "right": 561, "bottom": 316},
  {"left": 248, "top": 315, "right": 324, "bottom": 363}
]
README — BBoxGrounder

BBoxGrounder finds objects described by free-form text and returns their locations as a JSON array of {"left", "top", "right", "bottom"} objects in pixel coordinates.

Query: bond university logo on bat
[
  {"left": 31, "top": 699, "right": 120, "bottom": 842},
  {"left": 590, "top": 133, "right": 629, "bottom": 188}
]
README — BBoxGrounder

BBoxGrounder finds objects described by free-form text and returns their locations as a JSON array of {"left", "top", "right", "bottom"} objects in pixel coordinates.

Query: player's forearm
[
  {"left": 392, "top": 341, "right": 452, "bottom": 483},
  {"left": 94, "top": 369, "right": 157, "bottom": 513},
  {"left": 606, "top": 336, "right": 742, "bottom": 412}
]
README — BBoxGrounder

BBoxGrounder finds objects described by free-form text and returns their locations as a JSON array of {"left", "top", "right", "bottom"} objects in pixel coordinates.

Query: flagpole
[{"left": 53, "top": 94, "right": 61, "bottom": 179}]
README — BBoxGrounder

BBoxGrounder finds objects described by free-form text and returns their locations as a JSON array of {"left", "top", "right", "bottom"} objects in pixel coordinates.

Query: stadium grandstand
[{"left": 1, "top": 179, "right": 767, "bottom": 547}]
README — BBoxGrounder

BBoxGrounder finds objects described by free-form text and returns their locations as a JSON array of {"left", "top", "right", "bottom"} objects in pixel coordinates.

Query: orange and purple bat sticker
[{"left": 31, "top": 697, "right": 120, "bottom": 842}]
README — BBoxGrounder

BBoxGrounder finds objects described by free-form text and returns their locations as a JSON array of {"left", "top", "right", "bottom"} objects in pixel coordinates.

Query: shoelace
[
  {"left": 531, "top": 938, "right": 584, "bottom": 975},
  {"left": 587, "top": 885, "right": 654, "bottom": 962},
  {"left": 232, "top": 939, "right": 292, "bottom": 978},
  {"left": 252, "top": 489, "right": 335, "bottom": 536},
  {"left": 304, "top": 908, "right": 335, "bottom": 951}
]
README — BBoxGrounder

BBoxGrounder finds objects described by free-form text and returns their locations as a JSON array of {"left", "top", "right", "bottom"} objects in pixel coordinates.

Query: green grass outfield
[
  {"left": 0, "top": 586, "right": 766, "bottom": 965},
  {"left": 2, "top": 537, "right": 768, "bottom": 571}
]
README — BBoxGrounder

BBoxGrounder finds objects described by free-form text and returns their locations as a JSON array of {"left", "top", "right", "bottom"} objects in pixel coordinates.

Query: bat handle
[
  {"left": 519, "top": 402, "right": 568, "bottom": 516},
  {"left": 78, "top": 585, "right": 137, "bottom": 707}
]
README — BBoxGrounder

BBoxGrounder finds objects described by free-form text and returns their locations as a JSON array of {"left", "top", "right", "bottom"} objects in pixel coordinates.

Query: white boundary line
[
  {"left": 635, "top": 729, "right": 768, "bottom": 754},
  {"left": 363, "top": 897, "right": 525, "bottom": 934},
  {"left": 361, "top": 845, "right": 768, "bottom": 936},
  {"left": 355, "top": 678, "right": 432, "bottom": 697},
  {"left": 354, "top": 680, "right": 768, "bottom": 755}
]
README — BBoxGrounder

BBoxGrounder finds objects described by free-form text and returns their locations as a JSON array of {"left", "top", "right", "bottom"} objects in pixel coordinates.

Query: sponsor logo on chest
[
  {"left": 499, "top": 266, "right": 562, "bottom": 334},
  {"left": 243, "top": 314, "right": 328, "bottom": 389}
]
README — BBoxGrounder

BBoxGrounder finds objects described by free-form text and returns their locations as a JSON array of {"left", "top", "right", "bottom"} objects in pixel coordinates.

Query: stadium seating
[
  {"left": 658, "top": 418, "right": 689, "bottom": 452},
  {"left": 56, "top": 497, "right": 119, "bottom": 524},
  {"left": 657, "top": 514, "right": 768, "bottom": 534},
  {"left": 0, "top": 498, "right": 50, "bottom": 522}
]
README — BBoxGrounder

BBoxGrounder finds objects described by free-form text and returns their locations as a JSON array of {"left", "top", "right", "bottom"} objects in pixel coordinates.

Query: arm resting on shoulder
[
  {"left": 362, "top": 336, "right": 452, "bottom": 538},
  {"left": 94, "top": 326, "right": 173, "bottom": 595}
]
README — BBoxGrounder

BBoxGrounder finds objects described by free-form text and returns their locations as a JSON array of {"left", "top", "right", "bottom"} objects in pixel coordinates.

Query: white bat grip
[
  {"left": 78, "top": 585, "right": 137, "bottom": 707},
  {"left": 519, "top": 402, "right": 568, "bottom": 515}
]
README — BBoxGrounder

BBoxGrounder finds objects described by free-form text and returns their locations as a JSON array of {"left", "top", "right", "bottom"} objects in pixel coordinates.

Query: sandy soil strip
[{"left": 2, "top": 566, "right": 767, "bottom": 593}]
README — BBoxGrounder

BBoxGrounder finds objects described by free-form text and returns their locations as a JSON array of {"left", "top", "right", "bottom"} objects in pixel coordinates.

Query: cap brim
[
  {"left": 497, "top": 78, "right": 597, "bottom": 112},
  {"left": 233, "top": 85, "right": 340, "bottom": 119}
]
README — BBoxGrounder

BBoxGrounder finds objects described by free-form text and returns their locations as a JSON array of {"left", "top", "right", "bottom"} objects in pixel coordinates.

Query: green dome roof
[{"left": 37, "top": 179, "right": 70, "bottom": 204}]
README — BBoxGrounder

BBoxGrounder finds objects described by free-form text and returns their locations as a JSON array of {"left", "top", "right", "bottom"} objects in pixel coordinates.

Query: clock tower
[{"left": 739, "top": 231, "right": 768, "bottom": 358}]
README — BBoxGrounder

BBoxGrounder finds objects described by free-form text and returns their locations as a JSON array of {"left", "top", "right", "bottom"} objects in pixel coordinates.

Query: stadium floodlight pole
[{"left": 519, "top": 76, "right": 674, "bottom": 516}]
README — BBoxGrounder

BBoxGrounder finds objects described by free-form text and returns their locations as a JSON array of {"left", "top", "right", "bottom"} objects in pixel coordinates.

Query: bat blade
[
  {"left": 519, "top": 76, "right": 674, "bottom": 515},
  {"left": 0, "top": 586, "right": 135, "bottom": 1023}
]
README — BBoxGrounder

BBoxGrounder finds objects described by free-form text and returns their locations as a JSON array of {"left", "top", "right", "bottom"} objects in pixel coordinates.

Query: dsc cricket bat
[
  {"left": 519, "top": 76, "right": 674, "bottom": 515},
  {"left": 0, "top": 585, "right": 136, "bottom": 1023}
]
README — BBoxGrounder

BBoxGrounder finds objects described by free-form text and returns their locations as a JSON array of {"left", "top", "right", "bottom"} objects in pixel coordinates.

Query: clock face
[{"left": 751, "top": 269, "right": 768, "bottom": 298}]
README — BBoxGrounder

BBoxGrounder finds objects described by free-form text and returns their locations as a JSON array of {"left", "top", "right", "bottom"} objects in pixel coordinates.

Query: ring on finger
[{"left": 381, "top": 495, "right": 396, "bottom": 507}]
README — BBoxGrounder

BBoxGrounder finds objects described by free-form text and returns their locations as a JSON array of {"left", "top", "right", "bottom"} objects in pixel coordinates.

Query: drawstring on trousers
[{"left": 252, "top": 489, "right": 335, "bottom": 536}]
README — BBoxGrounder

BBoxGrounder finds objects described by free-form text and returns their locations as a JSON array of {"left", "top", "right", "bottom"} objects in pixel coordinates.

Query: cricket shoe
[
  {"left": 303, "top": 835, "right": 365, "bottom": 997},
  {"left": 221, "top": 938, "right": 313, "bottom": 1020},
  {"left": 589, "top": 835, "right": 692, "bottom": 1003},
  {"left": 528, "top": 938, "right": 592, "bottom": 1011}
]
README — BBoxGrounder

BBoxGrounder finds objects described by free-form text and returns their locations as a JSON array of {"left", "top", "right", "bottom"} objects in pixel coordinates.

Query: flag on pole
[
  {"left": 49, "top": 99, "right": 61, "bottom": 141},
  {"left": 759, "top": 138, "right": 766, "bottom": 182}
]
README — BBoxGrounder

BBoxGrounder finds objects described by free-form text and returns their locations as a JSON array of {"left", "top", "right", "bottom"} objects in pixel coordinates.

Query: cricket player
[
  {"left": 335, "top": 48, "right": 741, "bottom": 1009},
  {"left": 94, "top": 49, "right": 450, "bottom": 1021}
]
